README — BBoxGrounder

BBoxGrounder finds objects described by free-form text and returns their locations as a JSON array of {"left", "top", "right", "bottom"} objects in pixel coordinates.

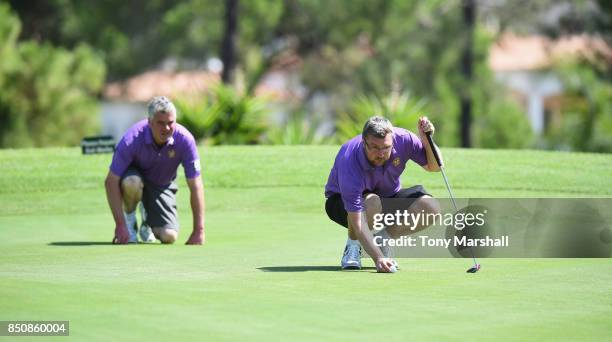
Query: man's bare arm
[
  {"left": 185, "top": 176, "right": 205, "bottom": 245},
  {"left": 418, "top": 116, "right": 442, "bottom": 172},
  {"left": 104, "top": 170, "right": 129, "bottom": 243},
  {"left": 347, "top": 211, "right": 394, "bottom": 272}
]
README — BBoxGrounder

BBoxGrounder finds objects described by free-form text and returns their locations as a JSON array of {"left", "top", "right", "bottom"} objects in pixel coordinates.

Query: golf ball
[{"left": 389, "top": 265, "right": 397, "bottom": 273}]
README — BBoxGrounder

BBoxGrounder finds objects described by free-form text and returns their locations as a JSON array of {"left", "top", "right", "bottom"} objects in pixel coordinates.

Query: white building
[
  {"left": 488, "top": 33, "right": 612, "bottom": 135},
  {"left": 100, "top": 59, "right": 305, "bottom": 140},
  {"left": 100, "top": 70, "right": 220, "bottom": 140}
]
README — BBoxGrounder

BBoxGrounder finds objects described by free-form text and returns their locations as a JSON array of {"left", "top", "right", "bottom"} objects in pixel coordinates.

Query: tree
[
  {"left": 459, "top": 0, "right": 476, "bottom": 148},
  {"left": 221, "top": 0, "right": 238, "bottom": 84},
  {"left": 0, "top": 4, "right": 106, "bottom": 148}
]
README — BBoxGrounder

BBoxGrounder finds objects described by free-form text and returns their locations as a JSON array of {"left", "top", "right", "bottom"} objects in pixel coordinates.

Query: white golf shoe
[
  {"left": 139, "top": 224, "right": 156, "bottom": 243},
  {"left": 123, "top": 212, "right": 138, "bottom": 244},
  {"left": 341, "top": 242, "right": 362, "bottom": 270},
  {"left": 138, "top": 203, "right": 156, "bottom": 243}
]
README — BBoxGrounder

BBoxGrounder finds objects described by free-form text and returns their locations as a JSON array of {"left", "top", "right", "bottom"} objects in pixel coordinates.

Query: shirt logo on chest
[
  {"left": 168, "top": 149, "right": 176, "bottom": 158},
  {"left": 392, "top": 157, "right": 400, "bottom": 167}
]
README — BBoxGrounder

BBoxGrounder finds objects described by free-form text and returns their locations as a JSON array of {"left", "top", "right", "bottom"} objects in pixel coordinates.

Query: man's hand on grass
[
  {"left": 186, "top": 229, "right": 205, "bottom": 245},
  {"left": 376, "top": 257, "right": 397, "bottom": 273},
  {"left": 113, "top": 224, "right": 130, "bottom": 244}
]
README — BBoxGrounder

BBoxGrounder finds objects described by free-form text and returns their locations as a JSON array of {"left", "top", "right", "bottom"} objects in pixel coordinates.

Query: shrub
[{"left": 336, "top": 91, "right": 428, "bottom": 142}]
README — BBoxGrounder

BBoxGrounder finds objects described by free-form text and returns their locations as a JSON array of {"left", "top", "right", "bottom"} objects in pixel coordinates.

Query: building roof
[
  {"left": 489, "top": 33, "right": 612, "bottom": 71},
  {"left": 104, "top": 70, "right": 220, "bottom": 102},
  {"left": 103, "top": 52, "right": 304, "bottom": 103}
]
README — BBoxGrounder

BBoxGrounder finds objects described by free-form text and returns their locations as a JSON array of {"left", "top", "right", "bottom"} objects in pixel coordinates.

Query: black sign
[{"left": 81, "top": 135, "right": 115, "bottom": 154}]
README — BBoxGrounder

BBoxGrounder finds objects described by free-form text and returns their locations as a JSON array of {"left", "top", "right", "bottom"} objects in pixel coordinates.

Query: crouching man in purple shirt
[
  {"left": 325, "top": 116, "right": 442, "bottom": 272},
  {"left": 105, "top": 96, "right": 205, "bottom": 245}
]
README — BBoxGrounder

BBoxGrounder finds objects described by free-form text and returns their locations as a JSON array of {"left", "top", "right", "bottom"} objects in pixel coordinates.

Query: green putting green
[{"left": 1, "top": 146, "right": 611, "bottom": 340}]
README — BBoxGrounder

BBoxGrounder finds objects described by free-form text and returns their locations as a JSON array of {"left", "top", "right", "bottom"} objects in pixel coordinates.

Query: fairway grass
[{"left": 1, "top": 146, "right": 611, "bottom": 340}]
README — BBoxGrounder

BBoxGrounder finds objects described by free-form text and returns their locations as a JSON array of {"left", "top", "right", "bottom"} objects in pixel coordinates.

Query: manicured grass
[{"left": 0, "top": 146, "right": 611, "bottom": 340}]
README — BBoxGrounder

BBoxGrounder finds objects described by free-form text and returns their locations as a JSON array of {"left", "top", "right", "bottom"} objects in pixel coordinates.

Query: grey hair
[
  {"left": 362, "top": 116, "right": 393, "bottom": 140},
  {"left": 147, "top": 96, "right": 176, "bottom": 118}
]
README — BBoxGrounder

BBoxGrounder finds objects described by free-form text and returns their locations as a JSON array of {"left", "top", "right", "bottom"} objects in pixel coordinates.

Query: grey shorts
[{"left": 122, "top": 167, "right": 179, "bottom": 231}]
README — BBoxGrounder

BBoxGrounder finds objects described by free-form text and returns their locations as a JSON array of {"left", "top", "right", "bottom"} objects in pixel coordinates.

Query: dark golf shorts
[
  {"left": 325, "top": 185, "right": 431, "bottom": 228},
  {"left": 122, "top": 167, "right": 179, "bottom": 231}
]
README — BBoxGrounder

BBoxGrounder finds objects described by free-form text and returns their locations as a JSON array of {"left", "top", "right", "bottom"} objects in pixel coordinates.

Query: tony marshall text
[{"left": 374, "top": 235, "right": 509, "bottom": 248}]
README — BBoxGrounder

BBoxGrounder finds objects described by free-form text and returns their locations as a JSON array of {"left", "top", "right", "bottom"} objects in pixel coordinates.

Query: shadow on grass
[
  {"left": 49, "top": 242, "right": 170, "bottom": 247},
  {"left": 257, "top": 266, "right": 377, "bottom": 272},
  {"left": 49, "top": 241, "right": 119, "bottom": 246}
]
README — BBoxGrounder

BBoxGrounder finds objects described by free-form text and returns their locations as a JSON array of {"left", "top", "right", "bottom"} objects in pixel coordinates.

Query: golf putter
[{"left": 425, "top": 131, "right": 481, "bottom": 273}]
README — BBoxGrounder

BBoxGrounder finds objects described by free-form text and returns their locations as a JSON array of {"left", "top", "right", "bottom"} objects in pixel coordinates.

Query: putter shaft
[{"left": 425, "top": 132, "right": 480, "bottom": 271}]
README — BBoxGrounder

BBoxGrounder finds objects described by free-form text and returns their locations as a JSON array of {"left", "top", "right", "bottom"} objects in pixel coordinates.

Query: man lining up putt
[
  {"left": 325, "top": 116, "right": 442, "bottom": 272},
  {"left": 105, "top": 96, "right": 205, "bottom": 245}
]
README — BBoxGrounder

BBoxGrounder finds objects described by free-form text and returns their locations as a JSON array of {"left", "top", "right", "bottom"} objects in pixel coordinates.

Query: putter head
[{"left": 466, "top": 264, "right": 481, "bottom": 273}]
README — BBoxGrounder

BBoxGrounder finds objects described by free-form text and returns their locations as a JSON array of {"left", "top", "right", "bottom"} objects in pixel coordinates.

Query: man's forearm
[
  {"left": 421, "top": 135, "right": 442, "bottom": 171},
  {"left": 348, "top": 212, "right": 383, "bottom": 261},
  {"left": 189, "top": 183, "right": 205, "bottom": 232},
  {"left": 105, "top": 178, "right": 126, "bottom": 227}
]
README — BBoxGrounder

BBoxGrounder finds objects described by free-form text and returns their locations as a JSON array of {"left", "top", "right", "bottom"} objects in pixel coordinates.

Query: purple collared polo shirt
[
  {"left": 109, "top": 120, "right": 201, "bottom": 186},
  {"left": 325, "top": 127, "right": 427, "bottom": 212}
]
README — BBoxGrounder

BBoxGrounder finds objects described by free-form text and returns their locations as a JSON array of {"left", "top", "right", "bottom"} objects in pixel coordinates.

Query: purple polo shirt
[
  {"left": 325, "top": 127, "right": 428, "bottom": 212},
  {"left": 109, "top": 120, "right": 201, "bottom": 186}
]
